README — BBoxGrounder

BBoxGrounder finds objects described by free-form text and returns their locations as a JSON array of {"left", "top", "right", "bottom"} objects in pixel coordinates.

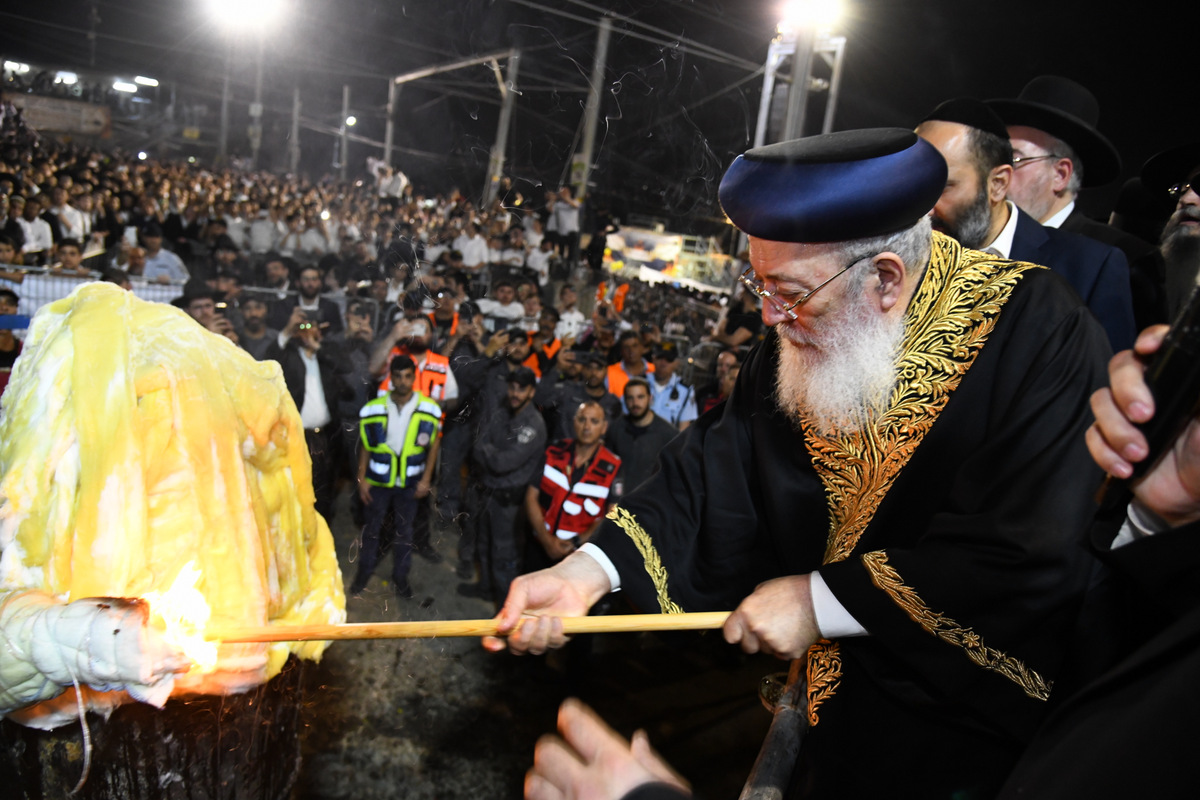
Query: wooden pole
[{"left": 208, "top": 611, "right": 730, "bottom": 643}]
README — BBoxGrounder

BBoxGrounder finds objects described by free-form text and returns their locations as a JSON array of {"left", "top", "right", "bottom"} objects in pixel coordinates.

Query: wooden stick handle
[{"left": 207, "top": 612, "right": 730, "bottom": 643}]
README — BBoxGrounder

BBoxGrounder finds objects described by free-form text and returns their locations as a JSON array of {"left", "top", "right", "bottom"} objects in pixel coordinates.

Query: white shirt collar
[
  {"left": 983, "top": 201, "right": 1020, "bottom": 259},
  {"left": 1042, "top": 199, "right": 1075, "bottom": 229}
]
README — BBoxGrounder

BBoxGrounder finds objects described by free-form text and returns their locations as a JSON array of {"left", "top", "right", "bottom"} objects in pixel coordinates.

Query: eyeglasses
[
  {"left": 738, "top": 255, "right": 867, "bottom": 322},
  {"left": 1012, "top": 154, "right": 1061, "bottom": 169},
  {"left": 1168, "top": 182, "right": 1197, "bottom": 201}
]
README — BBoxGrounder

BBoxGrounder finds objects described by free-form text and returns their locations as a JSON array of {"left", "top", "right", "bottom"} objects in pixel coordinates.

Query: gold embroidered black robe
[{"left": 591, "top": 234, "right": 1111, "bottom": 798}]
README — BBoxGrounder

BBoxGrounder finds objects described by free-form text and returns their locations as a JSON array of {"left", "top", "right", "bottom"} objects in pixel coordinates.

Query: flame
[{"left": 142, "top": 561, "right": 219, "bottom": 673}]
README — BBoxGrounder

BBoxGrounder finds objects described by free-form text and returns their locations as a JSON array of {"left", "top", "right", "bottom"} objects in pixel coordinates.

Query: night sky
[{"left": 0, "top": 0, "right": 1184, "bottom": 233}]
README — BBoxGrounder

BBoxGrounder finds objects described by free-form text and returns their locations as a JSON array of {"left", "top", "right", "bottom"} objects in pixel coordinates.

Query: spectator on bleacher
[
  {"left": 554, "top": 284, "right": 585, "bottom": 343},
  {"left": 454, "top": 220, "right": 489, "bottom": 269},
  {"left": 140, "top": 222, "right": 189, "bottom": 283},
  {"left": 0, "top": 234, "right": 23, "bottom": 278},
  {"left": 648, "top": 342, "right": 698, "bottom": 431},
  {"left": 525, "top": 237, "right": 555, "bottom": 294},
  {"left": 0, "top": 288, "right": 23, "bottom": 398},
  {"left": 45, "top": 186, "right": 84, "bottom": 241},
  {"left": 0, "top": 195, "right": 25, "bottom": 256},
  {"left": 706, "top": 287, "right": 761, "bottom": 348},
  {"left": 13, "top": 195, "right": 52, "bottom": 264},
  {"left": 238, "top": 294, "right": 278, "bottom": 361},
  {"left": 52, "top": 238, "right": 91, "bottom": 277},
  {"left": 248, "top": 205, "right": 284, "bottom": 255},
  {"left": 268, "top": 264, "right": 344, "bottom": 334},
  {"left": 176, "top": 284, "right": 238, "bottom": 343},
  {"left": 259, "top": 251, "right": 292, "bottom": 297},
  {"left": 476, "top": 280, "right": 524, "bottom": 331}
]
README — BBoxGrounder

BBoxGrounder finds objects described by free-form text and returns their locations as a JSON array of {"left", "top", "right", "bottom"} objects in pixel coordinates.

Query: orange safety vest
[
  {"left": 539, "top": 441, "right": 621, "bottom": 540},
  {"left": 429, "top": 311, "right": 459, "bottom": 337},
  {"left": 605, "top": 359, "right": 654, "bottom": 400},
  {"left": 378, "top": 348, "right": 452, "bottom": 401},
  {"left": 612, "top": 283, "right": 629, "bottom": 313},
  {"left": 522, "top": 335, "right": 562, "bottom": 379}
]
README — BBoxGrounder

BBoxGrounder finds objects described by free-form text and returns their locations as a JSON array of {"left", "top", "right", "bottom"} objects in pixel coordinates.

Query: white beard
[{"left": 773, "top": 285, "right": 903, "bottom": 436}]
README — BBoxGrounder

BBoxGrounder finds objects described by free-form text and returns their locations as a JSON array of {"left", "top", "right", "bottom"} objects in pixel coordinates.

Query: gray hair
[{"left": 831, "top": 216, "right": 933, "bottom": 282}]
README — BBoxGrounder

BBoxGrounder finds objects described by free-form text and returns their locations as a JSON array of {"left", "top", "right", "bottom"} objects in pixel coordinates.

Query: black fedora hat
[
  {"left": 987, "top": 76, "right": 1121, "bottom": 187},
  {"left": 1141, "top": 141, "right": 1200, "bottom": 201}
]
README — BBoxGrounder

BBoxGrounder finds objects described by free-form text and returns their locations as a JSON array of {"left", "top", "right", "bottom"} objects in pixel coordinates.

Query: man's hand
[
  {"left": 526, "top": 699, "right": 691, "bottom": 800},
  {"left": 1088, "top": 325, "right": 1200, "bottom": 527},
  {"left": 357, "top": 479, "right": 372, "bottom": 505},
  {"left": 723, "top": 574, "right": 819, "bottom": 660},
  {"left": 485, "top": 552, "right": 611, "bottom": 655},
  {"left": 415, "top": 477, "right": 432, "bottom": 499}
]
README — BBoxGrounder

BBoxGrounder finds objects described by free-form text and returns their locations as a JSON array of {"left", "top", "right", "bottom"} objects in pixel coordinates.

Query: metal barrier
[{"left": 0, "top": 271, "right": 184, "bottom": 319}]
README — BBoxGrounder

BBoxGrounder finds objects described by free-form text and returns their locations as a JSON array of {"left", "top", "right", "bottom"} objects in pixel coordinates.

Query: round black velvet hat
[
  {"left": 1141, "top": 141, "right": 1200, "bottom": 199},
  {"left": 921, "top": 98, "right": 1009, "bottom": 141},
  {"left": 718, "top": 128, "right": 947, "bottom": 243}
]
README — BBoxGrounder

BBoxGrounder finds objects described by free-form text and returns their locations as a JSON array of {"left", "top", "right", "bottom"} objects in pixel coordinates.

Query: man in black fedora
[
  {"left": 917, "top": 97, "right": 1136, "bottom": 352},
  {"left": 1140, "top": 141, "right": 1200, "bottom": 321},
  {"left": 988, "top": 76, "right": 1161, "bottom": 325}
]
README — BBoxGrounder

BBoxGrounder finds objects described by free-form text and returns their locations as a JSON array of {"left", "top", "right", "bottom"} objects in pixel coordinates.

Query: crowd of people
[{"left": 0, "top": 111, "right": 761, "bottom": 608}]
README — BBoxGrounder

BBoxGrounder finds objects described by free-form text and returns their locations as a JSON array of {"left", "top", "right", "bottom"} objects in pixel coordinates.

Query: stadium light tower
[
  {"left": 207, "top": 0, "right": 285, "bottom": 167},
  {"left": 754, "top": 0, "right": 847, "bottom": 146}
]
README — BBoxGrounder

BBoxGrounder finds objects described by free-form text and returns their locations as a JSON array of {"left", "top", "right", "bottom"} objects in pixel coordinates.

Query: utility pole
[
  {"left": 574, "top": 16, "right": 612, "bottom": 202},
  {"left": 483, "top": 51, "right": 520, "bottom": 206},
  {"left": 339, "top": 84, "right": 350, "bottom": 181},
  {"left": 219, "top": 45, "right": 231, "bottom": 160},
  {"left": 384, "top": 81, "right": 399, "bottom": 169},
  {"left": 249, "top": 36, "right": 265, "bottom": 169},
  {"left": 289, "top": 86, "right": 301, "bottom": 175}
]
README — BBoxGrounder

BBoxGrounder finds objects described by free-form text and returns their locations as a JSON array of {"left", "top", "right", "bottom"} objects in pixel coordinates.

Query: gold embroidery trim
[
  {"left": 803, "top": 235, "right": 1043, "bottom": 720},
  {"left": 606, "top": 506, "right": 683, "bottom": 614},
  {"left": 805, "top": 640, "right": 841, "bottom": 726},
  {"left": 861, "top": 550, "right": 1051, "bottom": 700}
]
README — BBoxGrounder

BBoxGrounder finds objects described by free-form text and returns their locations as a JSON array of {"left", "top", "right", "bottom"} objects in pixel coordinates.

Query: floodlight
[
  {"left": 345, "top": 116, "right": 357, "bottom": 127},
  {"left": 206, "top": 0, "right": 284, "bottom": 33},
  {"left": 777, "top": 0, "right": 843, "bottom": 35},
  {"left": 138, "top": 152, "right": 148, "bottom": 161},
  {"left": 4, "top": 62, "right": 31, "bottom": 75},
  {"left": 56, "top": 72, "right": 78, "bottom": 85},
  {"left": 135, "top": 76, "right": 159, "bottom": 87},
  {"left": 113, "top": 81, "right": 139, "bottom": 93}
]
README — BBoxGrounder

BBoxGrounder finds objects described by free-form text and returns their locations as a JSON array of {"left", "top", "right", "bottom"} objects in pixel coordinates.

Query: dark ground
[{"left": 295, "top": 493, "right": 779, "bottom": 800}]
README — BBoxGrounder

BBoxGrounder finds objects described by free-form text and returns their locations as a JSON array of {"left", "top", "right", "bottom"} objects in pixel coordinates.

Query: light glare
[
  {"left": 345, "top": 115, "right": 357, "bottom": 127},
  {"left": 207, "top": 0, "right": 284, "bottom": 33},
  {"left": 56, "top": 72, "right": 78, "bottom": 85},
  {"left": 134, "top": 76, "right": 159, "bottom": 87},
  {"left": 138, "top": 151, "right": 148, "bottom": 161},
  {"left": 113, "top": 81, "right": 139, "bottom": 93},
  {"left": 778, "top": 0, "right": 843, "bottom": 34}
]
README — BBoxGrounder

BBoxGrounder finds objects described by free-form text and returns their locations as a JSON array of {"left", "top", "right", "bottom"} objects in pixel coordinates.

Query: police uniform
[{"left": 465, "top": 380, "right": 547, "bottom": 604}]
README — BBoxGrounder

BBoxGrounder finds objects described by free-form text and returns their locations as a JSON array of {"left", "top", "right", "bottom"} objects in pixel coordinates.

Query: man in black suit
[
  {"left": 988, "top": 76, "right": 1164, "bottom": 328},
  {"left": 267, "top": 263, "right": 344, "bottom": 335},
  {"left": 1140, "top": 141, "right": 1200, "bottom": 322},
  {"left": 916, "top": 98, "right": 1136, "bottom": 352}
]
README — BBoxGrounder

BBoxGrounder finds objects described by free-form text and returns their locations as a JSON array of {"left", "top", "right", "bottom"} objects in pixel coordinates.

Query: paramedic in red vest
[
  {"left": 525, "top": 400, "right": 621, "bottom": 572},
  {"left": 349, "top": 355, "right": 442, "bottom": 601}
]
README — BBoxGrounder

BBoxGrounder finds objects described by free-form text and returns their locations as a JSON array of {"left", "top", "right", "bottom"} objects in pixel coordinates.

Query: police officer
[
  {"left": 458, "top": 366, "right": 547, "bottom": 606},
  {"left": 648, "top": 342, "right": 698, "bottom": 431}
]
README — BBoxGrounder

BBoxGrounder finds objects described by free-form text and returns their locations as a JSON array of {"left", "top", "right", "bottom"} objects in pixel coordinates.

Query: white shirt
[
  {"left": 385, "top": 392, "right": 419, "bottom": 455},
  {"left": 525, "top": 248, "right": 553, "bottom": 286},
  {"left": 298, "top": 348, "right": 333, "bottom": 430},
  {"left": 555, "top": 308, "right": 586, "bottom": 342},
  {"left": 1042, "top": 200, "right": 1075, "bottom": 230},
  {"left": 454, "top": 233, "right": 489, "bottom": 268},
  {"left": 981, "top": 201, "right": 1021, "bottom": 259},
  {"left": 650, "top": 372, "right": 698, "bottom": 427},
  {"left": 16, "top": 217, "right": 53, "bottom": 255},
  {"left": 50, "top": 204, "right": 85, "bottom": 238},
  {"left": 142, "top": 248, "right": 189, "bottom": 282}
]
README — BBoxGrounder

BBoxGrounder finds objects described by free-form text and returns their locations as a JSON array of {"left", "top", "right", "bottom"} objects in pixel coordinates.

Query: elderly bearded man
[{"left": 489, "top": 129, "right": 1111, "bottom": 798}]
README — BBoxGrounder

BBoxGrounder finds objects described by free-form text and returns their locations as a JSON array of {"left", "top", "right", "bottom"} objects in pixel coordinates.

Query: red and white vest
[{"left": 539, "top": 441, "right": 621, "bottom": 540}]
